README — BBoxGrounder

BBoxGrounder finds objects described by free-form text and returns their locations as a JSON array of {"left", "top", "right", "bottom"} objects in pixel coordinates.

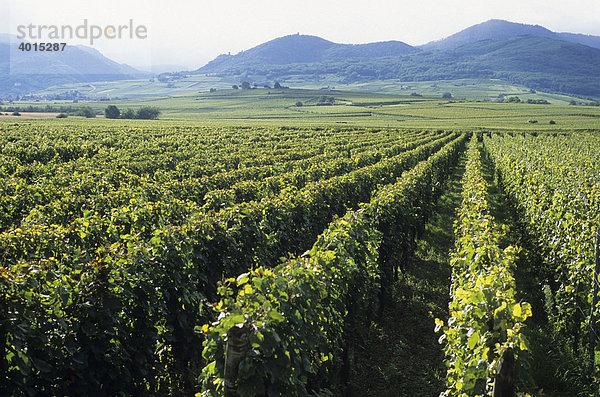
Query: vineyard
[{"left": 1, "top": 121, "right": 600, "bottom": 396}]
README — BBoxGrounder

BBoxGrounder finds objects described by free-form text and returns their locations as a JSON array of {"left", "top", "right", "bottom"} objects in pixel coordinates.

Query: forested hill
[
  {"left": 420, "top": 19, "right": 600, "bottom": 51},
  {"left": 195, "top": 21, "right": 600, "bottom": 98},
  {"left": 197, "top": 34, "right": 417, "bottom": 71},
  {"left": 0, "top": 35, "right": 148, "bottom": 97}
]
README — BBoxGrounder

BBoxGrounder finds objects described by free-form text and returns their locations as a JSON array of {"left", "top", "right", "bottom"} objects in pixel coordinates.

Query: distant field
[
  {"left": 33, "top": 75, "right": 236, "bottom": 99},
  {"left": 33, "top": 74, "right": 586, "bottom": 104},
  {"left": 0, "top": 112, "right": 63, "bottom": 119},
  {"left": 8, "top": 87, "right": 600, "bottom": 130},
  {"left": 342, "top": 78, "right": 582, "bottom": 104}
]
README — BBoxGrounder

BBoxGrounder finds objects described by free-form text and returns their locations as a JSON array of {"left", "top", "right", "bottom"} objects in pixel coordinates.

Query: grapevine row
[
  {"left": 199, "top": 133, "right": 467, "bottom": 396},
  {"left": 0, "top": 126, "right": 442, "bottom": 230},
  {"left": 1, "top": 128, "right": 458, "bottom": 395},
  {"left": 436, "top": 137, "right": 531, "bottom": 396},
  {"left": 484, "top": 133, "right": 600, "bottom": 353}
]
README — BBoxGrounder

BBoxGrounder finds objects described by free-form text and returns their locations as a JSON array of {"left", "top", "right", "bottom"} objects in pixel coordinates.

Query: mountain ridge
[
  {"left": 420, "top": 19, "right": 600, "bottom": 51},
  {"left": 197, "top": 34, "right": 418, "bottom": 73},
  {"left": 192, "top": 20, "right": 600, "bottom": 97},
  {"left": 197, "top": 19, "right": 600, "bottom": 73},
  {"left": 4, "top": 19, "right": 600, "bottom": 98},
  {"left": 0, "top": 34, "right": 148, "bottom": 97}
]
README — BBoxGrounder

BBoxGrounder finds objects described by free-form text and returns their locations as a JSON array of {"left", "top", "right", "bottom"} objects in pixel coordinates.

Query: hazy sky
[{"left": 2, "top": 0, "right": 600, "bottom": 70}]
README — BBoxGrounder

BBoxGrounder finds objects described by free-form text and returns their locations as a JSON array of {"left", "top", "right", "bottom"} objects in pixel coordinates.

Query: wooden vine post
[
  {"left": 492, "top": 348, "right": 515, "bottom": 397},
  {"left": 590, "top": 228, "right": 600, "bottom": 374},
  {"left": 224, "top": 325, "right": 250, "bottom": 397}
]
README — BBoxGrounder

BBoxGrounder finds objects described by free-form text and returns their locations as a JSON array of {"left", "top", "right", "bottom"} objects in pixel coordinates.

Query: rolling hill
[
  {"left": 7, "top": 19, "right": 600, "bottom": 99},
  {"left": 198, "top": 34, "right": 417, "bottom": 73},
  {"left": 193, "top": 22, "right": 600, "bottom": 98},
  {"left": 420, "top": 19, "right": 600, "bottom": 51},
  {"left": 0, "top": 35, "right": 148, "bottom": 97},
  {"left": 453, "top": 36, "right": 600, "bottom": 96}
]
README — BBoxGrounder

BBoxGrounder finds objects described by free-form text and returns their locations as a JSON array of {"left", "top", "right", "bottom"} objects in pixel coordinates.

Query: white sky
[{"left": 2, "top": 0, "right": 600, "bottom": 70}]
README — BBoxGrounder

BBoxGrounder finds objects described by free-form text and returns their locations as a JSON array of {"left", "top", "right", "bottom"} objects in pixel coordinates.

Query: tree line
[{"left": 104, "top": 105, "right": 160, "bottom": 120}]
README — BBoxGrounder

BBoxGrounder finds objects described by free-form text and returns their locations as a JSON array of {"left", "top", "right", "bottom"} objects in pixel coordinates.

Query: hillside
[
  {"left": 194, "top": 33, "right": 600, "bottom": 97},
  {"left": 197, "top": 34, "right": 418, "bottom": 73},
  {"left": 12, "top": 19, "right": 600, "bottom": 99},
  {"left": 420, "top": 19, "right": 555, "bottom": 51},
  {"left": 0, "top": 35, "right": 148, "bottom": 97},
  {"left": 420, "top": 19, "right": 600, "bottom": 51},
  {"left": 454, "top": 36, "right": 600, "bottom": 96}
]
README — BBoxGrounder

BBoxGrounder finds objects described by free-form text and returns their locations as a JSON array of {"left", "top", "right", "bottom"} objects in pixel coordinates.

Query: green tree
[
  {"left": 135, "top": 106, "right": 161, "bottom": 120},
  {"left": 241, "top": 81, "right": 251, "bottom": 90},
  {"left": 318, "top": 96, "right": 334, "bottom": 105},
  {"left": 76, "top": 107, "right": 96, "bottom": 118},
  {"left": 121, "top": 108, "right": 136, "bottom": 119},
  {"left": 104, "top": 105, "right": 120, "bottom": 119}
]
